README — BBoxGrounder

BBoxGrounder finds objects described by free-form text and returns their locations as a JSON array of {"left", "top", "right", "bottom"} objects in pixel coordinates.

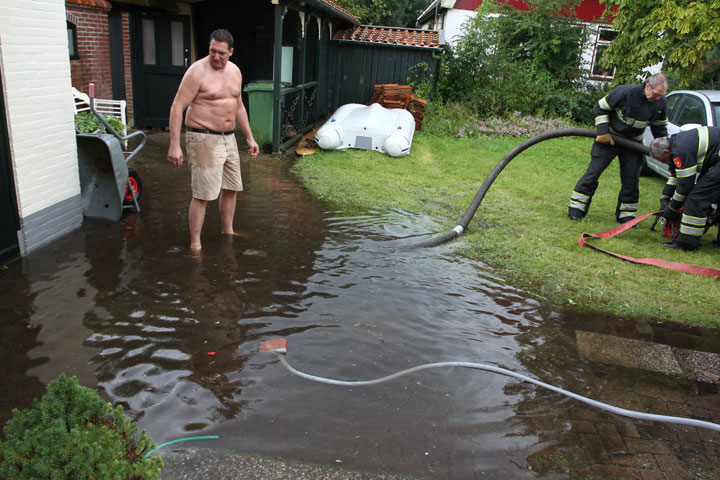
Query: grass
[{"left": 292, "top": 131, "right": 720, "bottom": 328}]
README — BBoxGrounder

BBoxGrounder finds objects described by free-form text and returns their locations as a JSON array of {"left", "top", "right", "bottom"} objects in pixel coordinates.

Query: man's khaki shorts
[{"left": 185, "top": 131, "right": 243, "bottom": 201}]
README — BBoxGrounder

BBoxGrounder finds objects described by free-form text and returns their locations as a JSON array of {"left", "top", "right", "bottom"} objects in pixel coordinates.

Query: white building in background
[{"left": 416, "top": 0, "right": 660, "bottom": 84}]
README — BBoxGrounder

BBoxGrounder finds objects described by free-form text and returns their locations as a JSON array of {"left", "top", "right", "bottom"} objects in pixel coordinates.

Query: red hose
[{"left": 579, "top": 213, "right": 720, "bottom": 279}]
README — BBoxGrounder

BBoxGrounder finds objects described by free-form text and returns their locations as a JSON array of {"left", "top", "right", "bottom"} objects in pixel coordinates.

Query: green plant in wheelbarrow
[
  {"left": 74, "top": 111, "right": 126, "bottom": 136},
  {"left": 0, "top": 374, "right": 163, "bottom": 479}
]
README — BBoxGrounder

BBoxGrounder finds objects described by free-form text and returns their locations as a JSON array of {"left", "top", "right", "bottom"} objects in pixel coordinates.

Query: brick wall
[
  {"left": 67, "top": 3, "right": 113, "bottom": 99},
  {"left": 0, "top": 0, "right": 83, "bottom": 253},
  {"left": 122, "top": 12, "right": 134, "bottom": 125}
]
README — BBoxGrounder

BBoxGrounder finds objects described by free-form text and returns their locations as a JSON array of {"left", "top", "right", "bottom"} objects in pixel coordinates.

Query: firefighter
[
  {"left": 649, "top": 126, "right": 720, "bottom": 251},
  {"left": 569, "top": 73, "right": 669, "bottom": 223}
]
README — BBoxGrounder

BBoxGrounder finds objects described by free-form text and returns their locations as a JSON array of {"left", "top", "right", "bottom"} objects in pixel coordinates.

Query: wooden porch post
[{"left": 272, "top": 2, "right": 284, "bottom": 152}]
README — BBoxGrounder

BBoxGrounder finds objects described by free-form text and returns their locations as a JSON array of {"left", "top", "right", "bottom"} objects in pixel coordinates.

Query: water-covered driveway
[{"left": 1, "top": 131, "right": 718, "bottom": 478}]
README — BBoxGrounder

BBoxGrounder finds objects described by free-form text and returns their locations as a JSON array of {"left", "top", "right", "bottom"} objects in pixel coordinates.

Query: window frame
[
  {"left": 67, "top": 21, "right": 79, "bottom": 60},
  {"left": 589, "top": 27, "right": 617, "bottom": 81}
]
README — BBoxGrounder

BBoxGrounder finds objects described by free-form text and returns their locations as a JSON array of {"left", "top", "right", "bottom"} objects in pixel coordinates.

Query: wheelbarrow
[{"left": 76, "top": 84, "right": 146, "bottom": 222}]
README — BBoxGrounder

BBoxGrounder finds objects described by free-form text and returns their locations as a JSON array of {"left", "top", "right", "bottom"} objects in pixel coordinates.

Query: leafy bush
[
  {"left": 436, "top": 0, "right": 597, "bottom": 125},
  {"left": 75, "top": 112, "right": 126, "bottom": 135},
  {"left": 0, "top": 374, "right": 163, "bottom": 479}
]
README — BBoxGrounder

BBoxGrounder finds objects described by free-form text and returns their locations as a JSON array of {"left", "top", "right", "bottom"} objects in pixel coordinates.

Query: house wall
[
  {"left": 443, "top": 8, "right": 475, "bottom": 47},
  {"left": 0, "top": 0, "right": 83, "bottom": 255},
  {"left": 67, "top": 2, "right": 114, "bottom": 100}
]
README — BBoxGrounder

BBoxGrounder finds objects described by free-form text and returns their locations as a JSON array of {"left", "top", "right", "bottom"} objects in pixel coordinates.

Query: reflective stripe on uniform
[
  {"left": 613, "top": 107, "right": 651, "bottom": 129},
  {"left": 665, "top": 176, "right": 678, "bottom": 187},
  {"left": 595, "top": 115, "right": 609, "bottom": 126},
  {"left": 671, "top": 190, "right": 686, "bottom": 203},
  {"left": 696, "top": 126, "right": 709, "bottom": 172},
  {"left": 676, "top": 165, "right": 697, "bottom": 178},
  {"left": 679, "top": 214, "right": 706, "bottom": 237},
  {"left": 618, "top": 203, "right": 638, "bottom": 218},
  {"left": 569, "top": 191, "right": 590, "bottom": 212},
  {"left": 598, "top": 97, "right": 611, "bottom": 111}
]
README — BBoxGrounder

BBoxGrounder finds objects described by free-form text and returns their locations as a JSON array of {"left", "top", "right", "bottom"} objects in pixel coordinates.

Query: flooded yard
[{"left": 0, "top": 131, "right": 718, "bottom": 478}]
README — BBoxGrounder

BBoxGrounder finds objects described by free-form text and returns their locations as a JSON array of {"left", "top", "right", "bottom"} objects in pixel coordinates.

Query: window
[
  {"left": 434, "top": 12, "right": 445, "bottom": 30},
  {"left": 67, "top": 21, "right": 79, "bottom": 59},
  {"left": 711, "top": 103, "right": 720, "bottom": 126},
  {"left": 672, "top": 96, "right": 707, "bottom": 126},
  {"left": 590, "top": 28, "right": 617, "bottom": 80}
]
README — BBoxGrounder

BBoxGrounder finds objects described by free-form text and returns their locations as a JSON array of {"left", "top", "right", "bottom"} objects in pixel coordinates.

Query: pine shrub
[{"left": 0, "top": 375, "right": 163, "bottom": 479}]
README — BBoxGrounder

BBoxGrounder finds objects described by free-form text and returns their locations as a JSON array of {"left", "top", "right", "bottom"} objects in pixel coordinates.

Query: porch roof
[
  {"left": 307, "top": 0, "right": 361, "bottom": 25},
  {"left": 333, "top": 25, "right": 443, "bottom": 50}
]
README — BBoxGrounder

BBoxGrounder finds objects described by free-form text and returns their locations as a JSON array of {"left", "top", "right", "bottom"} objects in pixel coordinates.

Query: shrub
[
  {"left": 0, "top": 374, "right": 163, "bottom": 479},
  {"left": 422, "top": 102, "right": 576, "bottom": 138},
  {"left": 75, "top": 112, "right": 126, "bottom": 136},
  {"left": 436, "top": 0, "right": 597, "bottom": 125}
]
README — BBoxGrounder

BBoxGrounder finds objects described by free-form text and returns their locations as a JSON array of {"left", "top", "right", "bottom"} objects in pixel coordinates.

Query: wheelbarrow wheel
[{"left": 123, "top": 168, "right": 142, "bottom": 205}]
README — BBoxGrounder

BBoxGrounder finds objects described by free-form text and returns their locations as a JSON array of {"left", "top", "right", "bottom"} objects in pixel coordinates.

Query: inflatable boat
[{"left": 315, "top": 103, "right": 415, "bottom": 157}]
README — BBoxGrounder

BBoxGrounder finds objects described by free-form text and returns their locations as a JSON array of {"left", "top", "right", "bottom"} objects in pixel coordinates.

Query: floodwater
[{"left": 1, "top": 131, "right": 719, "bottom": 478}]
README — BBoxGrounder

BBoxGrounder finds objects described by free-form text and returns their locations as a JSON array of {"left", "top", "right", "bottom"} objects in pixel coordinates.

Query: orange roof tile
[{"left": 334, "top": 26, "right": 442, "bottom": 49}]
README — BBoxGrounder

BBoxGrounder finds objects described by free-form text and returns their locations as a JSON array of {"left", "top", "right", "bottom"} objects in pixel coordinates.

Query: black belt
[{"left": 187, "top": 127, "right": 235, "bottom": 135}]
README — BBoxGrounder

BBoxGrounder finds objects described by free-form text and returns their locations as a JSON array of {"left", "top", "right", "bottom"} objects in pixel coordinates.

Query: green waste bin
[{"left": 244, "top": 81, "right": 276, "bottom": 153}]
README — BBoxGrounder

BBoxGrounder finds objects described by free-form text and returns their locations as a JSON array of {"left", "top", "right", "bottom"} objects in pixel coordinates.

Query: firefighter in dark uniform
[
  {"left": 569, "top": 73, "right": 669, "bottom": 223},
  {"left": 649, "top": 126, "right": 720, "bottom": 251}
]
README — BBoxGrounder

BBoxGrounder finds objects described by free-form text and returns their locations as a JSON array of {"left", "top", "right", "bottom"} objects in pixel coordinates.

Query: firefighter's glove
[
  {"left": 659, "top": 197, "right": 670, "bottom": 212},
  {"left": 662, "top": 205, "right": 679, "bottom": 222},
  {"left": 596, "top": 133, "right": 615, "bottom": 145}
]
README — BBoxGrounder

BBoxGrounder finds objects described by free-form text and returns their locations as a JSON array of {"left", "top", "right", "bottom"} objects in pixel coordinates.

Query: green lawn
[{"left": 291, "top": 133, "right": 720, "bottom": 327}]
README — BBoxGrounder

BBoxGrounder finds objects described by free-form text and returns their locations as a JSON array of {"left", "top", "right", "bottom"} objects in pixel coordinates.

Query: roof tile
[{"left": 334, "top": 26, "right": 441, "bottom": 49}]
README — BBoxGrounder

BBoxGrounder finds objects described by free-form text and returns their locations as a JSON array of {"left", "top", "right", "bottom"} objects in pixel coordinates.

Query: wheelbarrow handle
[{"left": 122, "top": 130, "right": 147, "bottom": 165}]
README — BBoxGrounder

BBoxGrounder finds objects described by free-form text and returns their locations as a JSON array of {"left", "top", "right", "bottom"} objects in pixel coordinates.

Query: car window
[
  {"left": 711, "top": 102, "right": 720, "bottom": 126},
  {"left": 672, "top": 96, "right": 707, "bottom": 126},
  {"left": 665, "top": 94, "right": 682, "bottom": 119}
]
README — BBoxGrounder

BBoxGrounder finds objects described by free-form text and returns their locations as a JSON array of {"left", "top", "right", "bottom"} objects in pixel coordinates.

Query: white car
[{"left": 642, "top": 90, "right": 720, "bottom": 178}]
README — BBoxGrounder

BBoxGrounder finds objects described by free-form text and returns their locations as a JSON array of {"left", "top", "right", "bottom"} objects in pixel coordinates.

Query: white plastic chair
[{"left": 72, "top": 87, "right": 128, "bottom": 139}]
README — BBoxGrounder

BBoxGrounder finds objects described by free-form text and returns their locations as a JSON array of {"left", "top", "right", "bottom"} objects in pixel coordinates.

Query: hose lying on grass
[{"left": 400, "top": 128, "right": 649, "bottom": 249}]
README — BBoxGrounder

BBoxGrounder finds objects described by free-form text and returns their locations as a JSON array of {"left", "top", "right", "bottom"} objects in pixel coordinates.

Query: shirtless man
[{"left": 167, "top": 29, "right": 259, "bottom": 251}]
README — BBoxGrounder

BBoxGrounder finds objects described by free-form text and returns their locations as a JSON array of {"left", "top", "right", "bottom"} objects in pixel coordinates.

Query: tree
[
  {"left": 333, "top": 0, "right": 389, "bottom": 25},
  {"left": 333, "top": 0, "right": 429, "bottom": 27},
  {"left": 437, "top": 0, "right": 595, "bottom": 122},
  {"left": 601, "top": 0, "right": 720, "bottom": 87}
]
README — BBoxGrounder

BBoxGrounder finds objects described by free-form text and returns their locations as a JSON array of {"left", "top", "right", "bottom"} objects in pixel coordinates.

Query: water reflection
[{"left": 0, "top": 131, "right": 717, "bottom": 478}]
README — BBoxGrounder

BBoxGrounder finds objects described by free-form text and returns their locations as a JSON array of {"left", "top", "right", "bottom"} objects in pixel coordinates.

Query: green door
[
  {"left": 0, "top": 74, "right": 20, "bottom": 260},
  {"left": 131, "top": 13, "right": 190, "bottom": 127}
]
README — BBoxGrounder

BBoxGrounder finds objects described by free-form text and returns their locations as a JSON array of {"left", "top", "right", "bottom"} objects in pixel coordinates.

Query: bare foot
[{"left": 190, "top": 245, "right": 202, "bottom": 257}]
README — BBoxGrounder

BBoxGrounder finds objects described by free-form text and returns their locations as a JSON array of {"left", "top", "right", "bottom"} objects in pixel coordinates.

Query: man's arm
[
  {"left": 167, "top": 65, "right": 202, "bottom": 167},
  {"left": 650, "top": 102, "right": 669, "bottom": 138},
  {"left": 669, "top": 153, "right": 698, "bottom": 211},
  {"left": 594, "top": 86, "right": 620, "bottom": 136},
  {"left": 235, "top": 74, "right": 259, "bottom": 157}
]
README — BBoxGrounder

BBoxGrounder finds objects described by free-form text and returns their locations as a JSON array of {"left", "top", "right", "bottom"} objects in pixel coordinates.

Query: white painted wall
[
  {"left": 0, "top": 0, "right": 81, "bottom": 251},
  {"left": 442, "top": 9, "right": 476, "bottom": 47},
  {"left": 426, "top": 8, "right": 664, "bottom": 84}
]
